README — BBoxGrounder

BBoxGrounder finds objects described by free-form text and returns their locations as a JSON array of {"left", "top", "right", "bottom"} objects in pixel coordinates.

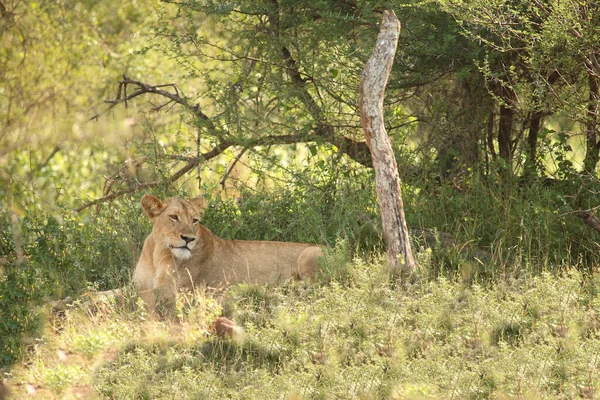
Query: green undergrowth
[{"left": 5, "top": 252, "right": 600, "bottom": 399}]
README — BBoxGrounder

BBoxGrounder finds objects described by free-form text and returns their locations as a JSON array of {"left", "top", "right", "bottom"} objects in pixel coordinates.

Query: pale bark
[{"left": 359, "top": 10, "right": 416, "bottom": 276}]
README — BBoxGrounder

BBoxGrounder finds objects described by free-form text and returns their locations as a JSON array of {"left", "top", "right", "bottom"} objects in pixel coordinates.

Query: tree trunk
[
  {"left": 527, "top": 111, "right": 542, "bottom": 163},
  {"left": 359, "top": 10, "right": 416, "bottom": 278},
  {"left": 498, "top": 103, "right": 513, "bottom": 162},
  {"left": 523, "top": 111, "right": 543, "bottom": 179},
  {"left": 577, "top": 210, "right": 600, "bottom": 234},
  {"left": 584, "top": 74, "right": 600, "bottom": 173}
]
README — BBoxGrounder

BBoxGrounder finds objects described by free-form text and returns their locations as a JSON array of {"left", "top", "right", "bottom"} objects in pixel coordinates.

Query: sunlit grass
[{"left": 5, "top": 253, "right": 600, "bottom": 399}]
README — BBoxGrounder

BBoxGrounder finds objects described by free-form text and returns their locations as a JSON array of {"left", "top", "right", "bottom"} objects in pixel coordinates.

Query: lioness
[{"left": 133, "top": 194, "right": 322, "bottom": 309}]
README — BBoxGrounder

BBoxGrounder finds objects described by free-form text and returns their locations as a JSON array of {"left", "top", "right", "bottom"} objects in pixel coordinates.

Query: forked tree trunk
[{"left": 359, "top": 10, "right": 416, "bottom": 278}]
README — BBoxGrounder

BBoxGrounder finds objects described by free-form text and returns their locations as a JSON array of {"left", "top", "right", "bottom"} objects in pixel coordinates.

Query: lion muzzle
[{"left": 169, "top": 234, "right": 196, "bottom": 260}]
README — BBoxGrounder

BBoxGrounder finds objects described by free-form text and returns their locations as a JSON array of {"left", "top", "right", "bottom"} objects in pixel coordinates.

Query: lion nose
[{"left": 181, "top": 235, "right": 195, "bottom": 244}]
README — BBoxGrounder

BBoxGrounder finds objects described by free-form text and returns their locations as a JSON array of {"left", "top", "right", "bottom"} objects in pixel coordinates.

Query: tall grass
[
  {"left": 0, "top": 203, "right": 146, "bottom": 366},
  {"left": 406, "top": 175, "right": 600, "bottom": 281}
]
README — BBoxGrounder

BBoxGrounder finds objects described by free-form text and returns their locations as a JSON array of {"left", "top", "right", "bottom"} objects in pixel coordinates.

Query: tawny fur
[{"left": 133, "top": 194, "right": 322, "bottom": 308}]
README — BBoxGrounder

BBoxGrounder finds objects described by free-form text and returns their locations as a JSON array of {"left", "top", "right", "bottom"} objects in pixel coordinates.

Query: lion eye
[
  {"left": 192, "top": 218, "right": 200, "bottom": 225},
  {"left": 169, "top": 214, "right": 179, "bottom": 222}
]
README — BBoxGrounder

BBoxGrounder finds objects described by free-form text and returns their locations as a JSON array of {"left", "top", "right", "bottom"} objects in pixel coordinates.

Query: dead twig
[{"left": 220, "top": 147, "right": 247, "bottom": 189}]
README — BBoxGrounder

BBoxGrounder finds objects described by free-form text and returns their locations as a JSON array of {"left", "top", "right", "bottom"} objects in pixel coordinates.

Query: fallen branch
[{"left": 576, "top": 210, "right": 600, "bottom": 233}]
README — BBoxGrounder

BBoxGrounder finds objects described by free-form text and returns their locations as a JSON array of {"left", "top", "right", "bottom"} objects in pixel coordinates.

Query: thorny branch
[{"left": 90, "top": 75, "right": 217, "bottom": 132}]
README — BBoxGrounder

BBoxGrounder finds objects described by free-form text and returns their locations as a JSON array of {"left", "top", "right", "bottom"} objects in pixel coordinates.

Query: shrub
[{"left": 0, "top": 203, "right": 144, "bottom": 368}]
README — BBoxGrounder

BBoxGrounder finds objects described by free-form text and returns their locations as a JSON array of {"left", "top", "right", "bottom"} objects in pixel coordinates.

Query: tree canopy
[{"left": 3, "top": 0, "right": 600, "bottom": 210}]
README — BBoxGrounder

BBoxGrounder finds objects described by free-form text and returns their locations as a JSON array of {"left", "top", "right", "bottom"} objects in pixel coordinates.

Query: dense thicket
[{"left": 2, "top": 0, "right": 600, "bottom": 367}]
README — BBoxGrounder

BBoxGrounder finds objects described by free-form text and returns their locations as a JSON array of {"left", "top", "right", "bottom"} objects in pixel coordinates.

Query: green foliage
[
  {"left": 201, "top": 173, "right": 382, "bottom": 252},
  {"left": 4, "top": 166, "right": 600, "bottom": 369},
  {"left": 0, "top": 0, "right": 179, "bottom": 210},
  {"left": 491, "top": 321, "right": 525, "bottom": 346},
  {"left": 3, "top": 163, "right": 600, "bottom": 370},
  {"left": 4, "top": 1, "right": 600, "bottom": 393},
  {"left": 0, "top": 211, "right": 46, "bottom": 366},
  {"left": 436, "top": 0, "right": 600, "bottom": 171},
  {"left": 0, "top": 260, "right": 45, "bottom": 367},
  {"left": 315, "top": 240, "right": 353, "bottom": 285}
]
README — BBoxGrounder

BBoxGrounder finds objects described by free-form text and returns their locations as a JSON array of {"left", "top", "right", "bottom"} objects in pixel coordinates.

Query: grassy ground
[{"left": 4, "top": 252, "right": 600, "bottom": 399}]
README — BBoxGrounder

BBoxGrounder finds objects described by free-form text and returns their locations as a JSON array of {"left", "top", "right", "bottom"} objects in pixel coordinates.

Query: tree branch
[
  {"left": 91, "top": 75, "right": 219, "bottom": 134},
  {"left": 267, "top": 6, "right": 373, "bottom": 167},
  {"left": 220, "top": 147, "right": 248, "bottom": 189},
  {"left": 81, "top": 64, "right": 376, "bottom": 211}
]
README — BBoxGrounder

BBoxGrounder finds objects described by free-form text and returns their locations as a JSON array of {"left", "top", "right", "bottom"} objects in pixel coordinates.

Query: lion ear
[
  {"left": 141, "top": 194, "right": 164, "bottom": 219},
  {"left": 190, "top": 195, "right": 208, "bottom": 215}
]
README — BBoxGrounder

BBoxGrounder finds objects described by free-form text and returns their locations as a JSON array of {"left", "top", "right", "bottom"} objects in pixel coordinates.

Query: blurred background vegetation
[{"left": 2, "top": 0, "right": 600, "bottom": 368}]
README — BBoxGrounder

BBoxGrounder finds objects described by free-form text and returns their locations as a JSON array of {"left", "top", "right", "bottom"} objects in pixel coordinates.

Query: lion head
[{"left": 141, "top": 194, "right": 207, "bottom": 260}]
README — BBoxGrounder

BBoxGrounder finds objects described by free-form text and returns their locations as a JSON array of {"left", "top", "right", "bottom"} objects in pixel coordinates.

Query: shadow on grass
[{"left": 109, "top": 336, "right": 291, "bottom": 376}]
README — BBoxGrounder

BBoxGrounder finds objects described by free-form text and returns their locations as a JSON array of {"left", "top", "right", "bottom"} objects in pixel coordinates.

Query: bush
[
  {"left": 406, "top": 175, "right": 600, "bottom": 280},
  {"left": 0, "top": 203, "right": 145, "bottom": 368},
  {"left": 0, "top": 260, "right": 45, "bottom": 366},
  {"left": 201, "top": 177, "right": 383, "bottom": 253}
]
